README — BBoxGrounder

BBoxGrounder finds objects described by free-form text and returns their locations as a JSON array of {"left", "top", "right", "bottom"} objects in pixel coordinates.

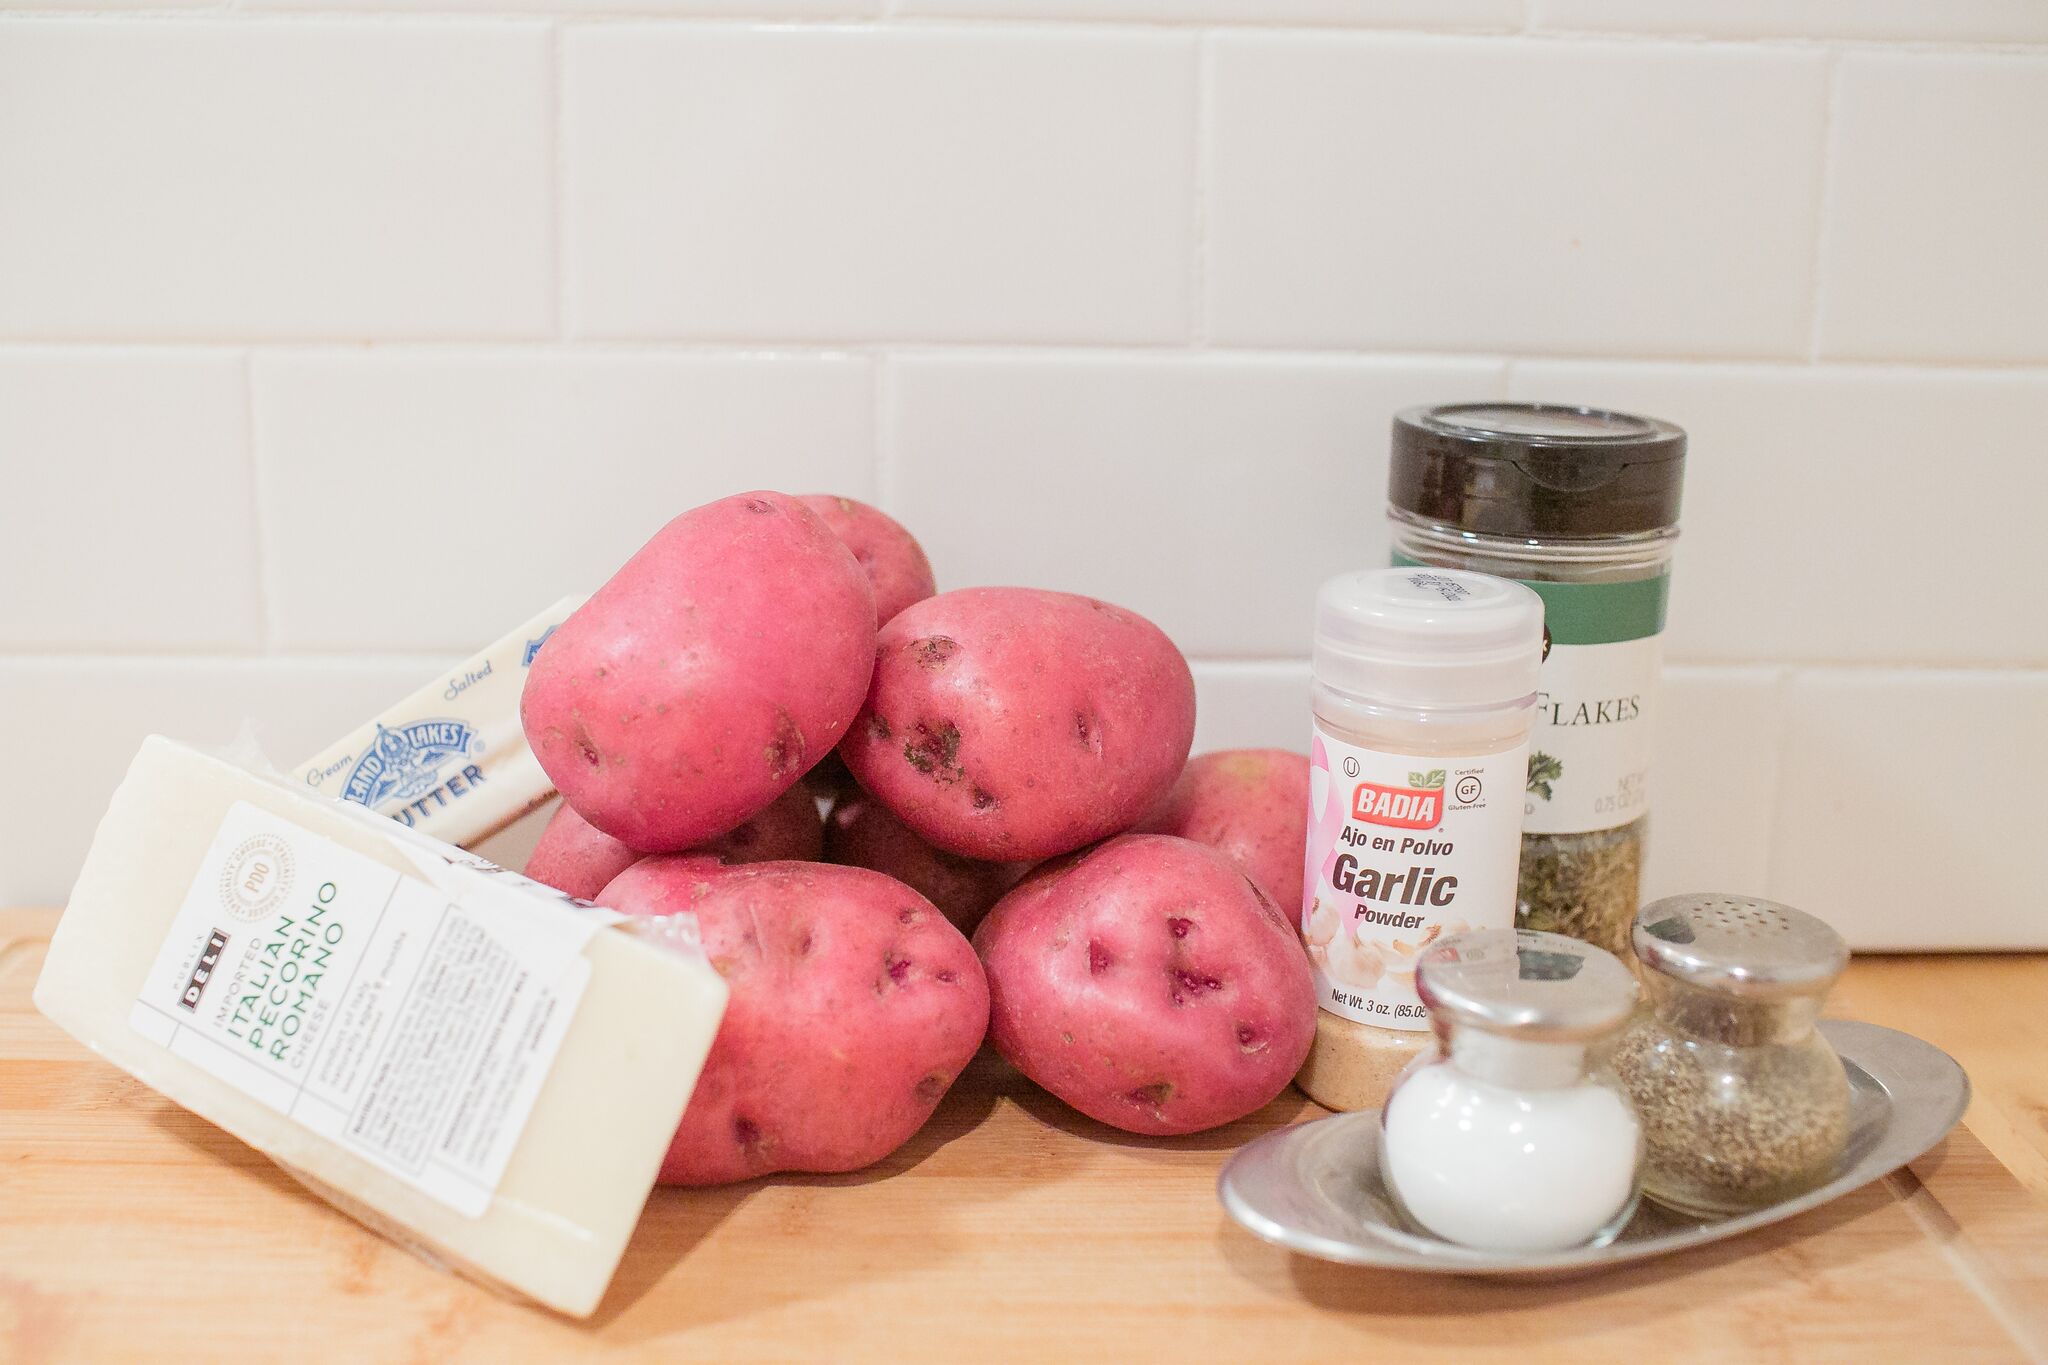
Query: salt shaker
[
  {"left": 1615, "top": 894, "right": 1852, "bottom": 1217},
  {"left": 1380, "top": 928, "right": 1642, "bottom": 1253}
]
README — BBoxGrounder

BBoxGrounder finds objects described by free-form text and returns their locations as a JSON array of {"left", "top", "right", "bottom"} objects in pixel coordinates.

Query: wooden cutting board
[{"left": 3, "top": 905, "right": 2045, "bottom": 1363}]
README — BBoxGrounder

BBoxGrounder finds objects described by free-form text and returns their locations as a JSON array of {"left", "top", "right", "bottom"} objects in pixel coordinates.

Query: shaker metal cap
[
  {"left": 1416, "top": 928, "right": 1639, "bottom": 1042},
  {"left": 1632, "top": 894, "right": 1849, "bottom": 998}
]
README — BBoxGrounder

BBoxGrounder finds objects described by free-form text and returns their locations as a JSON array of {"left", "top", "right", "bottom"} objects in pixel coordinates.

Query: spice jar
[
  {"left": 1297, "top": 568, "right": 1544, "bottom": 1112},
  {"left": 1615, "top": 894, "right": 1852, "bottom": 1217},
  {"left": 1380, "top": 927, "right": 1642, "bottom": 1252},
  {"left": 1387, "top": 403, "right": 1685, "bottom": 959}
]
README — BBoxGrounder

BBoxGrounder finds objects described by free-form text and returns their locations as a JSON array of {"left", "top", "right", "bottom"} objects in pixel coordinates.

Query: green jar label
[{"left": 1394, "top": 555, "right": 1667, "bottom": 835}]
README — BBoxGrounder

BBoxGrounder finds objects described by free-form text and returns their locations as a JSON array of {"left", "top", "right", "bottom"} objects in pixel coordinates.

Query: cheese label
[{"left": 130, "top": 801, "right": 593, "bottom": 1217}]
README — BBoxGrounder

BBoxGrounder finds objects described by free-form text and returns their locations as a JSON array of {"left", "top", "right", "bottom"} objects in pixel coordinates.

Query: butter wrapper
[{"left": 296, "top": 598, "right": 582, "bottom": 848}]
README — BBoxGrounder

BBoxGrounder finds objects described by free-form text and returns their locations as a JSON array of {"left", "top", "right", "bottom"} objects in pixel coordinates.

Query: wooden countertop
[{"left": 4, "top": 905, "right": 2045, "bottom": 1362}]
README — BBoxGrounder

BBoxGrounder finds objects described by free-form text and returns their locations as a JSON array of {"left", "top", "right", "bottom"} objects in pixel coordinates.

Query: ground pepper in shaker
[
  {"left": 1387, "top": 403, "right": 1685, "bottom": 959},
  {"left": 1380, "top": 928, "right": 1643, "bottom": 1253},
  {"left": 1297, "top": 568, "right": 1545, "bottom": 1112},
  {"left": 1614, "top": 895, "right": 1853, "bottom": 1217}
]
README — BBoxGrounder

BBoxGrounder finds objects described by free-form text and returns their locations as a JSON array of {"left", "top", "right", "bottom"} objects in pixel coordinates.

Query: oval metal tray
[{"left": 1218, "top": 1019, "right": 1970, "bottom": 1277}]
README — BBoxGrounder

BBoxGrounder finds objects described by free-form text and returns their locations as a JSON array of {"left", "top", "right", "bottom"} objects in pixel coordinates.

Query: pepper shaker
[{"left": 1614, "top": 894, "right": 1853, "bottom": 1217}]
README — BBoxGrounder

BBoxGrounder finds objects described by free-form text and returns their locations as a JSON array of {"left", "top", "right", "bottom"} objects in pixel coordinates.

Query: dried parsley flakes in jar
[
  {"left": 1387, "top": 404, "right": 1686, "bottom": 959},
  {"left": 1616, "top": 895, "right": 1852, "bottom": 1216}
]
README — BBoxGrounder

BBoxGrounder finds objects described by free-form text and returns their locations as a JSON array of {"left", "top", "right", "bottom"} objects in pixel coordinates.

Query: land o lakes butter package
[{"left": 296, "top": 598, "right": 582, "bottom": 849}]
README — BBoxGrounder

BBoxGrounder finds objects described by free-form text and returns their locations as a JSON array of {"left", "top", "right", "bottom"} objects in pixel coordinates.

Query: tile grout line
[
  {"left": 2, "top": 339, "right": 2045, "bottom": 374},
  {"left": 548, "top": 20, "right": 571, "bottom": 343},
  {"left": 8, "top": 655, "right": 2048, "bottom": 673},
  {"left": 1804, "top": 46, "right": 1846, "bottom": 361},
  {"left": 3, "top": 11, "right": 2044, "bottom": 50},
  {"left": 872, "top": 353, "right": 899, "bottom": 510},
  {"left": 1759, "top": 664, "right": 1797, "bottom": 897},
  {"left": 1189, "top": 31, "right": 1215, "bottom": 348},
  {"left": 240, "top": 351, "right": 279, "bottom": 657}
]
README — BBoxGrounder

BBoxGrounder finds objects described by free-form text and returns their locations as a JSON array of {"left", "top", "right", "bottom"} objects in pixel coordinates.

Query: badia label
[{"left": 1302, "top": 726, "right": 1526, "bottom": 1030}]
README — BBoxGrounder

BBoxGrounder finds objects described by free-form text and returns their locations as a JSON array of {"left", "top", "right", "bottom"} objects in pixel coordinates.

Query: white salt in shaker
[{"left": 1380, "top": 927, "right": 1642, "bottom": 1252}]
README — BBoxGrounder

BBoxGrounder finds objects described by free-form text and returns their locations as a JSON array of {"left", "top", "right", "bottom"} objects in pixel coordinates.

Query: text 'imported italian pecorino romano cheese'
[{"left": 34, "top": 737, "right": 727, "bottom": 1317}]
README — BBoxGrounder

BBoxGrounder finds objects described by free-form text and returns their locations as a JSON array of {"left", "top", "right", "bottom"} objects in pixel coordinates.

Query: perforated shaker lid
[
  {"left": 1312, "top": 567, "right": 1544, "bottom": 709},
  {"left": 1416, "top": 928, "right": 1639, "bottom": 1043},
  {"left": 1633, "top": 894, "right": 1849, "bottom": 999}
]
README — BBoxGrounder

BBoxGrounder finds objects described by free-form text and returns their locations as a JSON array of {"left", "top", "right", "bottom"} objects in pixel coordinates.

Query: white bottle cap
[{"left": 1313, "top": 567, "right": 1544, "bottom": 710}]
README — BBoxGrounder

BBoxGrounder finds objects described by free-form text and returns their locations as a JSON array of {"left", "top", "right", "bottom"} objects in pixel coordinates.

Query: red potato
[
  {"left": 524, "top": 803, "right": 641, "bottom": 900},
  {"left": 974, "top": 834, "right": 1316, "bottom": 1137},
  {"left": 825, "top": 791, "right": 1028, "bottom": 935},
  {"left": 797, "top": 494, "right": 937, "bottom": 625},
  {"left": 838, "top": 588, "right": 1196, "bottom": 863},
  {"left": 696, "top": 780, "right": 825, "bottom": 865},
  {"left": 526, "top": 783, "right": 826, "bottom": 898},
  {"left": 1139, "top": 749, "right": 1311, "bottom": 914},
  {"left": 521, "top": 491, "right": 875, "bottom": 852},
  {"left": 599, "top": 858, "right": 989, "bottom": 1185}
]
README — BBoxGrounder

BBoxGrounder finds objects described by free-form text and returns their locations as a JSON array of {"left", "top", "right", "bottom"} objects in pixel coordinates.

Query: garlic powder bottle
[{"left": 1297, "top": 568, "right": 1544, "bottom": 1112}]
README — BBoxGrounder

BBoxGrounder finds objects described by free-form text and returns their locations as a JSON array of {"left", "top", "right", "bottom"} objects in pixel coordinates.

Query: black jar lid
[{"left": 1390, "top": 402, "right": 1686, "bottom": 539}]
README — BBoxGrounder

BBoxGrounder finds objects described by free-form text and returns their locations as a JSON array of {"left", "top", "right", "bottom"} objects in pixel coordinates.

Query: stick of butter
[
  {"left": 35, "top": 736, "right": 727, "bottom": 1318},
  {"left": 297, "top": 598, "right": 582, "bottom": 848}
]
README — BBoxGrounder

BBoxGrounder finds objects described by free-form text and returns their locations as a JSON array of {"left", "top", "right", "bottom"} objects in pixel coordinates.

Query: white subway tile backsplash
[
  {"left": 1506, "top": 362, "right": 2048, "bottom": 667},
  {"left": 0, "top": 5, "right": 2043, "bottom": 945},
  {"left": 1771, "top": 670, "right": 2048, "bottom": 950},
  {"left": 1189, "top": 660, "right": 1311, "bottom": 753},
  {"left": 899, "top": 0, "right": 1519, "bottom": 26},
  {"left": 1531, "top": 0, "right": 2048, "bottom": 42},
  {"left": 252, "top": 351, "right": 874, "bottom": 651},
  {"left": 887, "top": 352, "right": 1505, "bottom": 656},
  {"left": 1818, "top": 53, "right": 2048, "bottom": 365},
  {"left": 0, "top": 657, "right": 443, "bottom": 908},
  {"left": 0, "top": 20, "right": 551, "bottom": 341},
  {"left": 0, "top": 351, "right": 260, "bottom": 651},
  {"left": 1642, "top": 667, "right": 1785, "bottom": 904},
  {"left": 564, "top": 26, "right": 1196, "bottom": 343},
  {"left": 1208, "top": 36, "right": 1827, "bottom": 357}
]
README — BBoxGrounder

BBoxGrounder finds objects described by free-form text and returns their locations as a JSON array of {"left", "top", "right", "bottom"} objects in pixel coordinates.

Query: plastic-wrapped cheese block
[
  {"left": 34, "top": 737, "right": 727, "bottom": 1318},
  {"left": 294, "top": 597, "right": 582, "bottom": 848}
]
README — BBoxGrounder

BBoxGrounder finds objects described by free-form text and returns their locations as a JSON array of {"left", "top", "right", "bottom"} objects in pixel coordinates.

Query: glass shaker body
[
  {"left": 1616, "top": 894, "right": 1853, "bottom": 1218},
  {"left": 1377, "top": 928, "right": 1643, "bottom": 1253},
  {"left": 1614, "top": 975, "right": 1850, "bottom": 1217},
  {"left": 1379, "top": 1020, "right": 1643, "bottom": 1252}
]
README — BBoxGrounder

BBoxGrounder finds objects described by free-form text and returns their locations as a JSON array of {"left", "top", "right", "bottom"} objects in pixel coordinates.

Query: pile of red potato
[{"left": 519, "top": 491, "right": 1314, "bottom": 1185}]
